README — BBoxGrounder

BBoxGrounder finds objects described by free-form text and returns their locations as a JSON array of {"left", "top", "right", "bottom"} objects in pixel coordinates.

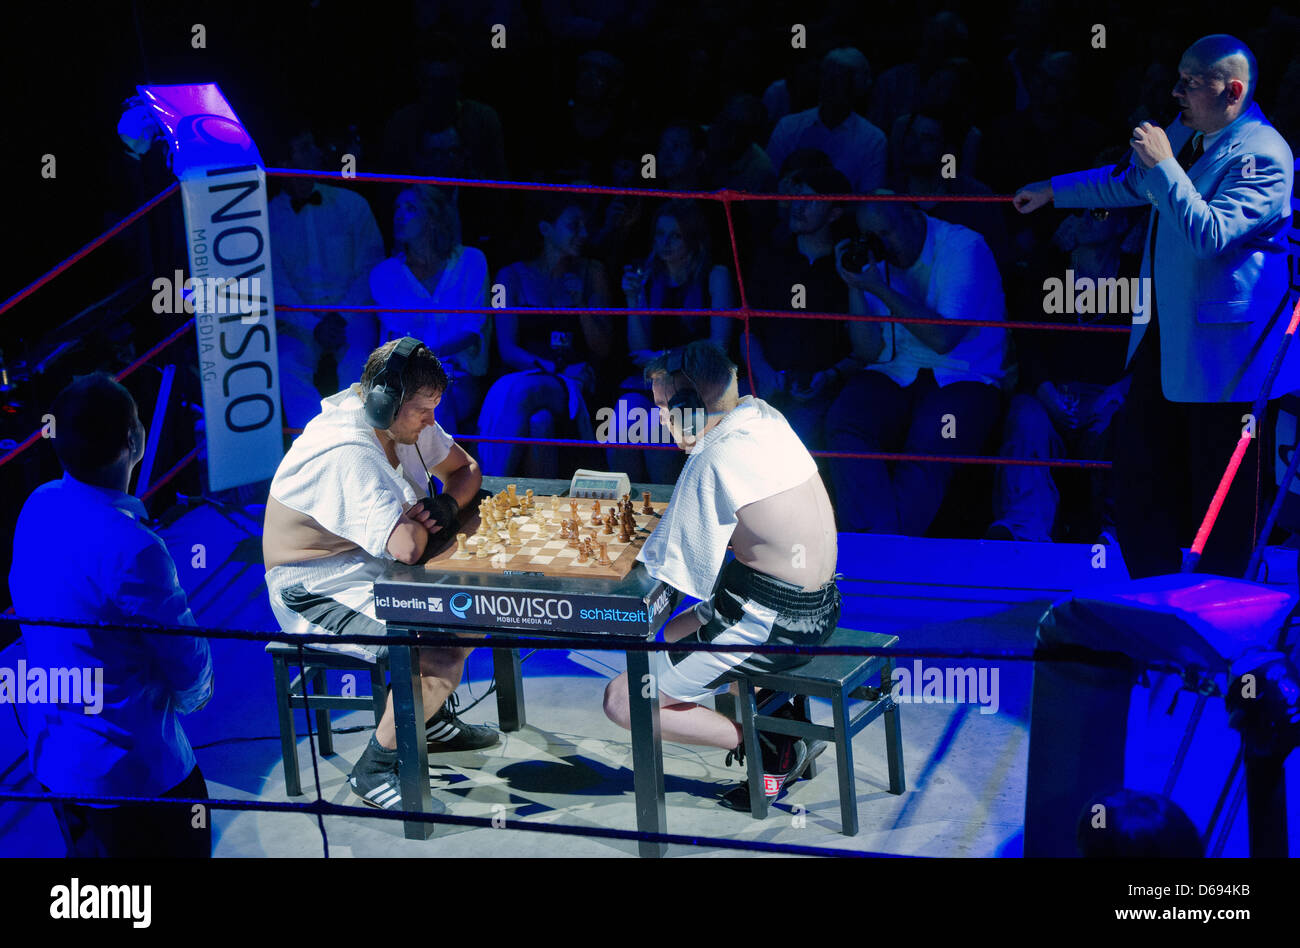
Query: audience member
[
  {"left": 609, "top": 200, "right": 735, "bottom": 482},
  {"left": 370, "top": 185, "right": 491, "bottom": 434},
  {"left": 745, "top": 166, "right": 870, "bottom": 449},
  {"left": 988, "top": 154, "right": 1139, "bottom": 544},
  {"left": 476, "top": 195, "right": 614, "bottom": 476},
  {"left": 269, "top": 122, "right": 385, "bottom": 429},
  {"left": 765, "top": 48, "right": 887, "bottom": 194},
  {"left": 827, "top": 195, "right": 1010, "bottom": 535}
]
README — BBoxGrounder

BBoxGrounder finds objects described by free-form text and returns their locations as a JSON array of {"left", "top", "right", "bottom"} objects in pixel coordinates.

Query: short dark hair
[
  {"left": 785, "top": 165, "right": 852, "bottom": 198},
  {"left": 644, "top": 340, "right": 737, "bottom": 412},
  {"left": 49, "top": 373, "right": 137, "bottom": 480},
  {"left": 361, "top": 339, "right": 450, "bottom": 404},
  {"left": 1076, "top": 789, "right": 1203, "bottom": 858}
]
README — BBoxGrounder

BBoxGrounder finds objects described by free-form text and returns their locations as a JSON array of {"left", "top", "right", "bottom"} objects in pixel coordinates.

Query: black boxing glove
[{"left": 419, "top": 493, "right": 460, "bottom": 531}]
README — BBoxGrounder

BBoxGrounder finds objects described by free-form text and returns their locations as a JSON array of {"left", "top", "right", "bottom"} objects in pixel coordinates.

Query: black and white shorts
[{"left": 651, "top": 558, "right": 841, "bottom": 704}]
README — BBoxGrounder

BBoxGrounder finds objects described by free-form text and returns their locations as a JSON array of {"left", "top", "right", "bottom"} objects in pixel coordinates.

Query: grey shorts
[{"left": 651, "top": 559, "right": 841, "bottom": 703}]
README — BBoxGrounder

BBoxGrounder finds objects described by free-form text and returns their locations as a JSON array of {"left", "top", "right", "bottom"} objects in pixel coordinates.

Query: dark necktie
[
  {"left": 1177, "top": 132, "right": 1204, "bottom": 172},
  {"left": 291, "top": 190, "right": 323, "bottom": 213},
  {"left": 1146, "top": 132, "right": 1205, "bottom": 332}
]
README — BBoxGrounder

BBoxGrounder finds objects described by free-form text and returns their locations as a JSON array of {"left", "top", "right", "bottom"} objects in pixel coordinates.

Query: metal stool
[
  {"left": 267, "top": 642, "right": 389, "bottom": 796},
  {"left": 718, "top": 627, "right": 905, "bottom": 835}
]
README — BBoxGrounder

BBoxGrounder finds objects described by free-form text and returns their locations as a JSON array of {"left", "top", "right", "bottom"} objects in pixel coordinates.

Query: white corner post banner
[{"left": 138, "top": 83, "right": 284, "bottom": 491}]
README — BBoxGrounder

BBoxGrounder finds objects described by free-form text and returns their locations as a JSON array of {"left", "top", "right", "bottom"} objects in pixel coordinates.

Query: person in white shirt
[
  {"left": 370, "top": 184, "right": 491, "bottom": 434},
  {"left": 10, "top": 373, "right": 213, "bottom": 857},
  {"left": 601, "top": 342, "right": 841, "bottom": 812},
  {"left": 269, "top": 126, "right": 386, "bottom": 429},
  {"left": 261, "top": 338, "right": 494, "bottom": 811},
  {"left": 765, "top": 48, "right": 887, "bottom": 194},
  {"left": 828, "top": 197, "right": 1010, "bottom": 535}
]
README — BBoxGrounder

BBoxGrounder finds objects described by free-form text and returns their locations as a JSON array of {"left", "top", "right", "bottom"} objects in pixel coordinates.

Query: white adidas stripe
[
  {"left": 427, "top": 722, "right": 457, "bottom": 740},
  {"left": 367, "top": 787, "right": 400, "bottom": 807}
]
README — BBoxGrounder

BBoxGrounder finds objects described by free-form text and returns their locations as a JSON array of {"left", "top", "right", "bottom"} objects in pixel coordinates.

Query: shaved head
[{"left": 1183, "top": 34, "right": 1256, "bottom": 105}]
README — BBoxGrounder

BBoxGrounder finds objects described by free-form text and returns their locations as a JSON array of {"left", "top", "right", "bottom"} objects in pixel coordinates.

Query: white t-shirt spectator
[
  {"left": 370, "top": 247, "right": 491, "bottom": 378},
  {"left": 765, "top": 107, "right": 887, "bottom": 193},
  {"left": 859, "top": 215, "right": 1009, "bottom": 388}
]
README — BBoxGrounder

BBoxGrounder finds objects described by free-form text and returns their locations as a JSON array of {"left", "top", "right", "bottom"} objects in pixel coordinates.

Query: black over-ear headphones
[
  {"left": 364, "top": 336, "right": 425, "bottom": 429},
  {"left": 663, "top": 346, "right": 707, "bottom": 437}
]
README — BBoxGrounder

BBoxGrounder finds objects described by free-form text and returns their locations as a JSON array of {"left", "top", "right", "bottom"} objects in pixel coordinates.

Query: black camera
[{"left": 840, "top": 231, "right": 889, "bottom": 273}]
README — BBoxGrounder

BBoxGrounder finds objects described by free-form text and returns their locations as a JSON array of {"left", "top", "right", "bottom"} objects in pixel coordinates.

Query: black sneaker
[
  {"left": 426, "top": 692, "right": 500, "bottom": 752},
  {"left": 719, "top": 732, "right": 810, "bottom": 812},
  {"left": 348, "top": 764, "right": 449, "bottom": 813}
]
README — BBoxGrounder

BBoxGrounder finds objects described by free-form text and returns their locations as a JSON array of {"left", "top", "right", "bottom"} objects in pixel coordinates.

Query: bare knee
[{"left": 603, "top": 677, "right": 630, "bottom": 729}]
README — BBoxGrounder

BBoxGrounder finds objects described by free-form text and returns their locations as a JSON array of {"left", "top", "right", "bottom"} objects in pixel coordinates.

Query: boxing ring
[{"left": 2, "top": 91, "right": 1299, "bottom": 860}]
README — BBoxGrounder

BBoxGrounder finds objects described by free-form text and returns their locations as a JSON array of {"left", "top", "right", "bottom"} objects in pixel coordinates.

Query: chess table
[{"left": 374, "top": 477, "right": 681, "bottom": 857}]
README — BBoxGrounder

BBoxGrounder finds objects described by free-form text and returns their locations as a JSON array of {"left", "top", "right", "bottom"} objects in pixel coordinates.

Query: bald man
[{"left": 1014, "top": 34, "right": 1296, "bottom": 579}]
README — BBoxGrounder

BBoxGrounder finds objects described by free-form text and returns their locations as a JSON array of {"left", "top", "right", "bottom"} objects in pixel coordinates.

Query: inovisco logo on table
[{"left": 375, "top": 585, "right": 653, "bottom": 632}]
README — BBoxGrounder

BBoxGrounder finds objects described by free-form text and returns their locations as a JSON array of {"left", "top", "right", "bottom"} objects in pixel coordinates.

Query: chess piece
[
  {"left": 507, "top": 520, "right": 520, "bottom": 540},
  {"left": 569, "top": 500, "right": 579, "bottom": 522},
  {"left": 550, "top": 495, "right": 560, "bottom": 513},
  {"left": 525, "top": 488, "right": 535, "bottom": 509},
  {"left": 456, "top": 533, "right": 468, "bottom": 555},
  {"left": 602, "top": 510, "right": 614, "bottom": 535},
  {"left": 642, "top": 491, "right": 654, "bottom": 515},
  {"left": 577, "top": 540, "right": 590, "bottom": 564},
  {"left": 475, "top": 541, "right": 492, "bottom": 558},
  {"left": 590, "top": 500, "right": 602, "bottom": 525},
  {"left": 507, "top": 483, "right": 519, "bottom": 506},
  {"left": 597, "top": 541, "right": 611, "bottom": 566},
  {"left": 559, "top": 520, "right": 571, "bottom": 539},
  {"left": 619, "top": 517, "right": 632, "bottom": 543}
]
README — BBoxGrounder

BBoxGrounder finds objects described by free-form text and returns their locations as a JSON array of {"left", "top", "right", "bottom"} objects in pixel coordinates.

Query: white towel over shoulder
[
  {"left": 270, "top": 385, "right": 455, "bottom": 558},
  {"left": 637, "top": 397, "right": 817, "bottom": 601}
]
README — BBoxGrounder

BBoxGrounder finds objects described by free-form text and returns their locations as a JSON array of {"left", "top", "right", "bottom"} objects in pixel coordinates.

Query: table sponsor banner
[
  {"left": 374, "top": 583, "right": 660, "bottom": 636},
  {"left": 138, "top": 83, "right": 283, "bottom": 491}
]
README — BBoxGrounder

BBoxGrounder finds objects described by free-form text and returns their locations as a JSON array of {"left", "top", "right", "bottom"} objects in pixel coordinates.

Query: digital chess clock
[{"left": 569, "top": 469, "right": 631, "bottom": 500}]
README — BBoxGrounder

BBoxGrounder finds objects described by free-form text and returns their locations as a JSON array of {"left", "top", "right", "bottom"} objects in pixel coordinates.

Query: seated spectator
[
  {"left": 655, "top": 119, "right": 707, "bottom": 191},
  {"left": 532, "top": 50, "right": 635, "bottom": 185},
  {"left": 10, "top": 374, "right": 213, "bottom": 857},
  {"left": 381, "top": 31, "right": 507, "bottom": 239},
  {"left": 589, "top": 156, "right": 650, "bottom": 280},
  {"left": 704, "top": 94, "right": 778, "bottom": 269},
  {"left": 370, "top": 184, "right": 491, "bottom": 435},
  {"left": 888, "top": 107, "right": 1009, "bottom": 265},
  {"left": 477, "top": 195, "right": 614, "bottom": 476},
  {"left": 269, "top": 122, "right": 385, "bottom": 429},
  {"left": 608, "top": 200, "right": 735, "bottom": 482},
  {"left": 765, "top": 48, "right": 886, "bottom": 194},
  {"left": 987, "top": 195, "right": 1139, "bottom": 543},
  {"left": 706, "top": 94, "right": 778, "bottom": 195},
  {"left": 745, "top": 166, "right": 871, "bottom": 450},
  {"left": 867, "top": 11, "right": 970, "bottom": 135},
  {"left": 413, "top": 122, "right": 506, "bottom": 256},
  {"left": 827, "top": 194, "right": 1010, "bottom": 535}
]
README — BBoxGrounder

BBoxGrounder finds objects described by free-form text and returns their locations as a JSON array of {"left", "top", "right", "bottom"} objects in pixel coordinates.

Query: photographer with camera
[{"left": 827, "top": 193, "right": 1010, "bottom": 535}]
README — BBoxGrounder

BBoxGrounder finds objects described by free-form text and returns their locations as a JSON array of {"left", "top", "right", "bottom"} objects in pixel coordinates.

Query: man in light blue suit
[{"left": 1014, "top": 34, "right": 1296, "bottom": 579}]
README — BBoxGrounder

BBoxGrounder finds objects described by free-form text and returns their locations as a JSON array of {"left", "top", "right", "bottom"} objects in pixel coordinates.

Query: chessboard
[{"left": 425, "top": 486, "right": 666, "bottom": 580}]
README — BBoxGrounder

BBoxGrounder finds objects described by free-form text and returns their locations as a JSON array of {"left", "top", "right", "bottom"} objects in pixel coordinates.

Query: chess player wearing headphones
[
  {"left": 601, "top": 341, "right": 842, "bottom": 812},
  {"left": 262, "top": 337, "right": 496, "bottom": 813}
]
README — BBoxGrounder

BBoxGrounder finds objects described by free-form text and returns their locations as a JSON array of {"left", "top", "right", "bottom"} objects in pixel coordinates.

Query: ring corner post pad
[{"left": 386, "top": 619, "right": 436, "bottom": 840}]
